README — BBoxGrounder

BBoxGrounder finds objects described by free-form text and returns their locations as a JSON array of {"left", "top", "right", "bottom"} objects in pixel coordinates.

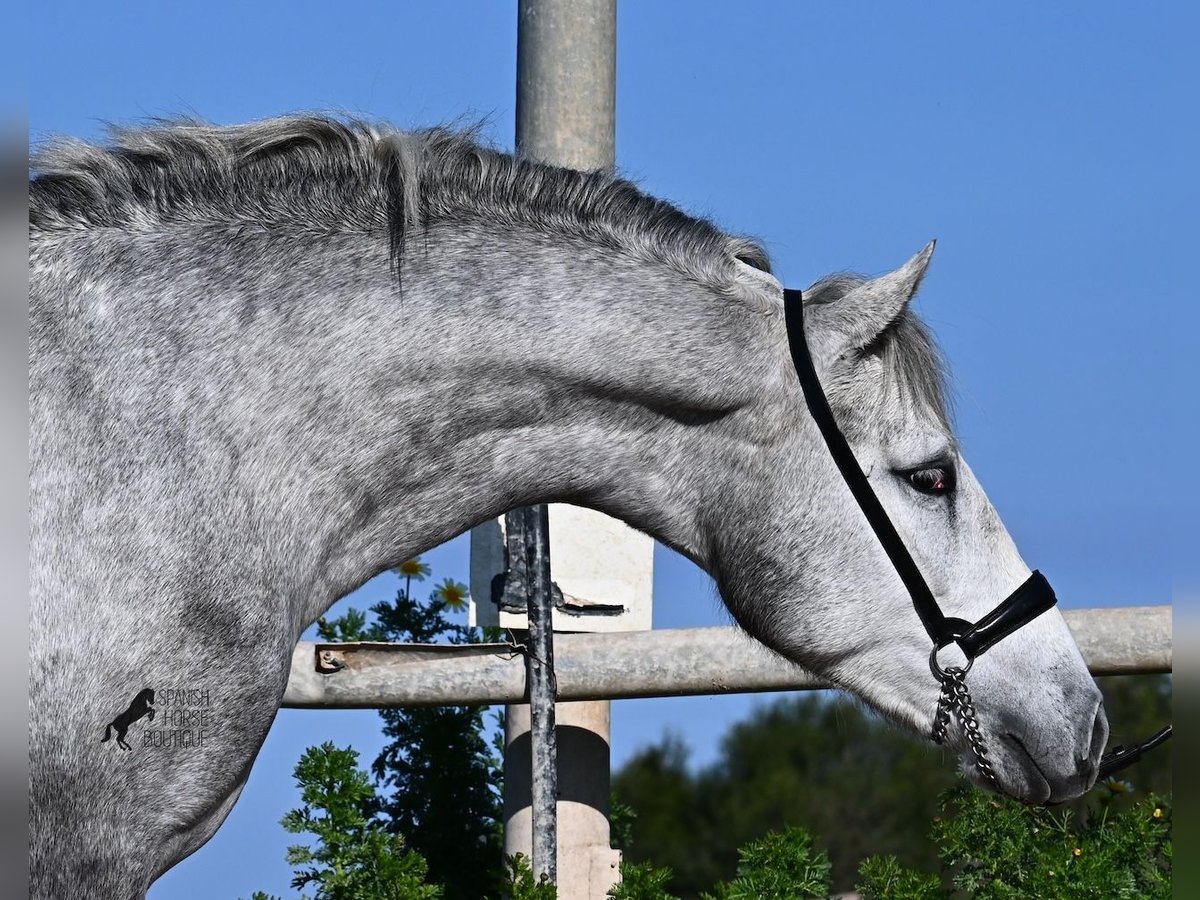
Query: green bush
[
  {"left": 608, "top": 862, "right": 676, "bottom": 900},
  {"left": 505, "top": 853, "right": 558, "bottom": 900},
  {"left": 605, "top": 786, "right": 1171, "bottom": 899},
  {"left": 613, "top": 678, "right": 1170, "bottom": 895},
  {"left": 857, "top": 787, "right": 1172, "bottom": 900},
  {"left": 702, "top": 827, "right": 833, "bottom": 899},
  {"left": 855, "top": 856, "right": 943, "bottom": 898},
  {"left": 243, "top": 742, "right": 440, "bottom": 900}
]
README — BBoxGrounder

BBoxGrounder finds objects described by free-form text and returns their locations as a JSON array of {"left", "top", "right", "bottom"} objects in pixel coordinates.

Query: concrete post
[
  {"left": 504, "top": 701, "right": 618, "bottom": 897},
  {"left": 508, "top": 1, "right": 621, "bottom": 897}
]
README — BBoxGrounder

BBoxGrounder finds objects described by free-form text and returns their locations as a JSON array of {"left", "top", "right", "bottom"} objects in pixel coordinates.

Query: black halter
[
  {"left": 781, "top": 287, "right": 1170, "bottom": 790},
  {"left": 782, "top": 289, "right": 1056, "bottom": 662}
]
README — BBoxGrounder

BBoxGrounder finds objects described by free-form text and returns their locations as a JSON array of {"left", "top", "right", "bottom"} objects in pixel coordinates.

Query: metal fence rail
[{"left": 282, "top": 605, "right": 1171, "bottom": 709}]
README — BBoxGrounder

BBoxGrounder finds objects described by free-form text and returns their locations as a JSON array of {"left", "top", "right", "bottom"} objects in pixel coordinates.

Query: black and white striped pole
[{"left": 496, "top": 504, "right": 561, "bottom": 884}]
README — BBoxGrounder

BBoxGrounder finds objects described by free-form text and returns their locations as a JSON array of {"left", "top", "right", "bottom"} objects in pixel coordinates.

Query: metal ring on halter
[{"left": 929, "top": 642, "right": 973, "bottom": 680}]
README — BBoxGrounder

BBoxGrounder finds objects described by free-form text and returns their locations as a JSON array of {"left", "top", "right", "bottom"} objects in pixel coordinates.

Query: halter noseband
[{"left": 781, "top": 286, "right": 1169, "bottom": 794}]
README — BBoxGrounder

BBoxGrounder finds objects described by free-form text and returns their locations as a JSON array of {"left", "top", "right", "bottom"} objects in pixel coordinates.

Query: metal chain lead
[{"left": 931, "top": 666, "right": 1002, "bottom": 791}]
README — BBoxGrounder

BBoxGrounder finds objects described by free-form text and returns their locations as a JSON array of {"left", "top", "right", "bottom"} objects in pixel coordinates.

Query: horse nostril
[
  {"left": 1087, "top": 701, "right": 1109, "bottom": 768},
  {"left": 1070, "top": 704, "right": 1109, "bottom": 789}
]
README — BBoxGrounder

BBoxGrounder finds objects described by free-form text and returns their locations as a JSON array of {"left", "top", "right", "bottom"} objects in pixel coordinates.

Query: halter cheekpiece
[{"left": 781, "top": 287, "right": 1169, "bottom": 795}]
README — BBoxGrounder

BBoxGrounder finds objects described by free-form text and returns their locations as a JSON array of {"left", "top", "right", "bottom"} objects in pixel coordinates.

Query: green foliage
[
  {"left": 608, "top": 861, "right": 676, "bottom": 899},
  {"left": 245, "top": 742, "right": 439, "bottom": 900},
  {"left": 607, "top": 790, "right": 1170, "bottom": 900},
  {"left": 610, "top": 790, "right": 638, "bottom": 851},
  {"left": 703, "top": 827, "right": 833, "bottom": 899},
  {"left": 856, "top": 856, "right": 943, "bottom": 899},
  {"left": 614, "top": 676, "right": 1172, "bottom": 895},
  {"left": 857, "top": 788, "right": 1171, "bottom": 899},
  {"left": 314, "top": 606, "right": 371, "bottom": 644},
  {"left": 317, "top": 561, "right": 506, "bottom": 900},
  {"left": 607, "top": 828, "right": 834, "bottom": 900},
  {"left": 505, "top": 853, "right": 558, "bottom": 899}
]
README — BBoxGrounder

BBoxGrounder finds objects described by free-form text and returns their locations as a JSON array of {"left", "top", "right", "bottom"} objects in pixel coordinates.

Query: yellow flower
[
  {"left": 435, "top": 578, "right": 469, "bottom": 612},
  {"left": 1152, "top": 808, "right": 1163, "bottom": 819},
  {"left": 1073, "top": 848, "right": 1082, "bottom": 857},
  {"left": 392, "top": 557, "right": 431, "bottom": 581}
]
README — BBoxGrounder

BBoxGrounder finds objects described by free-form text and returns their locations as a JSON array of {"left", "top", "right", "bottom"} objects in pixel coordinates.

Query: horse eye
[{"left": 905, "top": 465, "right": 955, "bottom": 496}]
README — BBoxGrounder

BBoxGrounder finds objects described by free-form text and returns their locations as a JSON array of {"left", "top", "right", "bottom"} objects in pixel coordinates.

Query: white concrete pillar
[{"left": 504, "top": 701, "right": 621, "bottom": 898}]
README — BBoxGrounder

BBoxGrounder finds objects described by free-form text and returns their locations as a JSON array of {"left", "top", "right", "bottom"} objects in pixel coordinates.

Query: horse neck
[{"left": 268, "top": 224, "right": 778, "bottom": 621}]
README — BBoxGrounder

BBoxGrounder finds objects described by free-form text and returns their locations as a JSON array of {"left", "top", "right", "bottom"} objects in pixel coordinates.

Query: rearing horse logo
[{"left": 101, "top": 688, "right": 156, "bottom": 751}]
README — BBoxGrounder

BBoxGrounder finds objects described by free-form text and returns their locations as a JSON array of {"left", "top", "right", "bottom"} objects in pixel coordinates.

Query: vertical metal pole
[
  {"left": 517, "top": 0, "right": 617, "bottom": 173},
  {"left": 512, "top": 0, "right": 617, "bottom": 893},
  {"left": 523, "top": 504, "right": 558, "bottom": 882}
]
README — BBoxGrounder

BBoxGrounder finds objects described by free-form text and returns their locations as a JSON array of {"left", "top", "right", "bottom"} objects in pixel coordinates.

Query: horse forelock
[
  {"left": 805, "top": 273, "right": 954, "bottom": 432},
  {"left": 29, "top": 114, "right": 769, "bottom": 297}
]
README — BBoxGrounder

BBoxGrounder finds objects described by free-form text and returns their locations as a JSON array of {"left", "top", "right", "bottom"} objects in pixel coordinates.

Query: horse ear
[{"left": 832, "top": 241, "right": 935, "bottom": 354}]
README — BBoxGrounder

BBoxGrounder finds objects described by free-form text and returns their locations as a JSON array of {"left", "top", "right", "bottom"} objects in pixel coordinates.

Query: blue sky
[{"left": 29, "top": 2, "right": 1191, "bottom": 897}]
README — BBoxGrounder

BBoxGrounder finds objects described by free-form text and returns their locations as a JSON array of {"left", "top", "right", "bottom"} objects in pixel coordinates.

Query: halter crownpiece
[{"left": 780, "top": 286, "right": 1170, "bottom": 794}]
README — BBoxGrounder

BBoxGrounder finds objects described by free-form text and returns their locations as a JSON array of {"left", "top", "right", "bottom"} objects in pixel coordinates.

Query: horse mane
[
  {"left": 29, "top": 114, "right": 770, "bottom": 294},
  {"left": 806, "top": 273, "right": 954, "bottom": 430}
]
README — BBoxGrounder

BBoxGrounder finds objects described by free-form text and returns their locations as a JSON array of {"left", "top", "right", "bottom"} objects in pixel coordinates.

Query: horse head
[{"left": 715, "top": 243, "right": 1106, "bottom": 803}]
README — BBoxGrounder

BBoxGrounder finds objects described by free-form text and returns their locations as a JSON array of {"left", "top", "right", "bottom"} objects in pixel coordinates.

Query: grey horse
[{"left": 29, "top": 117, "right": 1107, "bottom": 898}]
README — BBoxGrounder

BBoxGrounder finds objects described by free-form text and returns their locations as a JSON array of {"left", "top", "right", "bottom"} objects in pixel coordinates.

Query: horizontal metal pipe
[{"left": 281, "top": 605, "right": 1172, "bottom": 709}]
